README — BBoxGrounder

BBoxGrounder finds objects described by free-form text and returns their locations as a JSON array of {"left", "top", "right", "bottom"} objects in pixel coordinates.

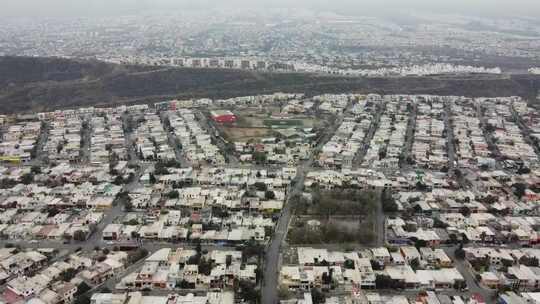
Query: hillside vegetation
[{"left": 0, "top": 56, "right": 539, "bottom": 113}]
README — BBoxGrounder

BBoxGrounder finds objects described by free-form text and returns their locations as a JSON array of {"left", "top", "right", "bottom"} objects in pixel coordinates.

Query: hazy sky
[{"left": 2, "top": 0, "right": 540, "bottom": 18}]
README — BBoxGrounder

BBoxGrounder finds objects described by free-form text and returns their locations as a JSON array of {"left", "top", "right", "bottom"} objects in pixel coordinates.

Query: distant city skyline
[{"left": 1, "top": 0, "right": 539, "bottom": 18}]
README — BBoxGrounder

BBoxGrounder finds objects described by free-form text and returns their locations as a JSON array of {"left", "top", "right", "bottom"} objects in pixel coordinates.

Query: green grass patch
[{"left": 263, "top": 119, "right": 303, "bottom": 128}]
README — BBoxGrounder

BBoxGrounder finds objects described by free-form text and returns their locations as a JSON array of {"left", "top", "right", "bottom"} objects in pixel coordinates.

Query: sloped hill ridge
[{"left": 0, "top": 56, "right": 538, "bottom": 113}]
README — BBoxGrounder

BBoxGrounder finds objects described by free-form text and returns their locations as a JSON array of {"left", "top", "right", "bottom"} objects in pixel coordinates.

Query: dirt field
[
  {"left": 217, "top": 108, "right": 325, "bottom": 142},
  {"left": 222, "top": 127, "right": 271, "bottom": 142}
]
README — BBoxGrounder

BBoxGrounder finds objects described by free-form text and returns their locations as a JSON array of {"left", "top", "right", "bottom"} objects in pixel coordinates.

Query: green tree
[
  {"left": 21, "top": 173, "right": 35, "bottom": 185},
  {"left": 253, "top": 182, "right": 267, "bottom": 192},
  {"left": 60, "top": 268, "right": 77, "bottom": 282},
  {"left": 512, "top": 183, "right": 527, "bottom": 199},
  {"left": 167, "top": 190, "right": 179, "bottom": 199},
  {"left": 265, "top": 190, "right": 275, "bottom": 200},
  {"left": 253, "top": 151, "right": 267, "bottom": 164},
  {"left": 127, "top": 248, "right": 149, "bottom": 264},
  {"left": 455, "top": 244, "right": 466, "bottom": 260},
  {"left": 310, "top": 288, "right": 325, "bottom": 304},
  {"left": 381, "top": 188, "right": 398, "bottom": 213},
  {"left": 31, "top": 166, "right": 42, "bottom": 174},
  {"left": 73, "top": 230, "right": 87, "bottom": 242}
]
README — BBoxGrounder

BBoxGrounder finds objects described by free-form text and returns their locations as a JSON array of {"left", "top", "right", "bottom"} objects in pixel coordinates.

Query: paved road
[
  {"left": 33, "top": 121, "right": 50, "bottom": 165},
  {"left": 476, "top": 102, "right": 503, "bottom": 170},
  {"left": 400, "top": 102, "right": 417, "bottom": 169},
  {"left": 80, "top": 116, "right": 92, "bottom": 164},
  {"left": 443, "top": 101, "right": 456, "bottom": 169},
  {"left": 122, "top": 113, "right": 140, "bottom": 166},
  {"left": 261, "top": 113, "right": 343, "bottom": 304},
  {"left": 444, "top": 246, "right": 496, "bottom": 303},
  {"left": 353, "top": 101, "right": 386, "bottom": 169},
  {"left": 160, "top": 111, "right": 190, "bottom": 167},
  {"left": 196, "top": 111, "right": 240, "bottom": 166},
  {"left": 510, "top": 105, "right": 540, "bottom": 161}
]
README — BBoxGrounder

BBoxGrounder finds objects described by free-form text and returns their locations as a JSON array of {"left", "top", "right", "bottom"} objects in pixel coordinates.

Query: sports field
[{"left": 263, "top": 119, "right": 304, "bottom": 128}]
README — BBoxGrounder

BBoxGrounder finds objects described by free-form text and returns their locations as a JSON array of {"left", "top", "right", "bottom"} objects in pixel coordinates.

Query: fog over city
[
  {"left": 2, "top": 0, "right": 540, "bottom": 17},
  {"left": 2, "top": 0, "right": 540, "bottom": 304}
]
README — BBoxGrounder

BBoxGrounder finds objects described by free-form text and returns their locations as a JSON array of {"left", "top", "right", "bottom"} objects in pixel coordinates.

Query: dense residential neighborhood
[{"left": 1, "top": 92, "right": 540, "bottom": 304}]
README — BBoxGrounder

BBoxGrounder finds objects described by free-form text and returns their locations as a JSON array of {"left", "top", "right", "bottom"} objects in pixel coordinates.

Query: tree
[
  {"left": 433, "top": 218, "right": 449, "bottom": 229},
  {"left": 415, "top": 181, "right": 428, "bottom": 191},
  {"left": 149, "top": 173, "right": 157, "bottom": 184},
  {"left": 124, "top": 200, "right": 133, "bottom": 211},
  {"left": 519, "top": 256, "right": 539, "bottom": 267},
  {"left": 310, "top": 288, "right": 325, "bottom": 304},
  {"left": 236, "top": 280, "right": 260, "bottom": 303},
  {"left": 74, "top": 295, "right": 91, "bottom": 304},
  {"left": 453, "top": 280, "right": 467, "bottom": 290},
  {"left": 60, "top": 268, "right": 77, "bottom": 282},
  {"left": 73, "top": 230, "right": 87, "bottom": 242},
  {"left": 449, "top": 234, "right": 459, "bottom": 244},
  {"left": 265, "top": 190, "right": 275, "bottom": 200},
  {"left": 127, "top": 248, "right": 149, "bottom": 264},
  {"left": 126, "top": 173, "right": 135, "bottom": 183},
  {"left": 154, "top": 162, "right": 170, "bottom": 175},
  {"left": 455, "top": 245, "right": 466, "bottom": 260},
  {"left": 21, "top": 173, "right": 34, "bottom": 185},
  {"left": 501, "top": 258, "right": 514, "bottom": 268},
  {"left": 517, "top": 166, "right": 531, "bottom": 175},
  {"left": 100, "top": 287, "right": 111, "bottom": 293},
  {"left": 75, "top": 282, "right": 91, "bottom": 296},
  {"left": 195, "top": 242, "right": 202, "bottom": 256},
  {"left": 127, "top": 219, "right": 139, "bottom": 226},
  {"left": 113, "top": 175, "right": 124, "bottom": 185},
  {"left": 167, "top": 190, "right": 179, "bottom": 199},
  {"left": 381, "top": 188, "right": 398, "bottom": 213},
  {"left": 322, "top": 269, "right": 333, "bottom": 285},
  {"left": 31, "top": 166, "right": 42, "bottom": 174},
  {"left": 344, "top": 259, "right": 355, "bottom": 269},
  {"left": 512, "top": 183, "right": 527, "bottom": 199},
  {"left": 198, "top": 258, "right": 213, "bottom": 276},
  {"left": 253, "top": 151, "right": 267, "bottom": 164},
  {"left": 459, "top": 206, "right": 471, "bottom": 217},
  {"left": 253, "top": 182, "right": 267, "bottom": 192},
  {"left": 375, "top": 274, "right": 394, "bottom": 289},
  {"left": 241, "top": 239, "right": 265, "bottom": 261},
  {"left": 410, "top": 258, "right": 420, "bottom": 271},
  {"left": 414, "top": 239, "right": 428, "bottom": 249},
  {"left": 480, "top": 231, "right": 487, "bottom": 243}
]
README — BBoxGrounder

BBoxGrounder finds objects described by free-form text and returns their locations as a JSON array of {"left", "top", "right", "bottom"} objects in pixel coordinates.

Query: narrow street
[
  {"left": 196, "top": 110, "right": 240, "bottom": 166},
  {"left": 444, "top": 246, "right": 496, "bottom": 302},
  {"left": 33, "top": 121, "right": 50, "bottom": 165},
  {"left": 159, "top": 111, "right": 190, "bottom": 167},
  {"left": 400, "top": 102, "right": 417, "bottom": 169},
  {"left": 353, "top": 101, "right": 386, "bottom": 169},
  {"left": 443, "top": 101, "right": 456, "bottom": 169},
  {"left": 476, "top": 102, "right": 503, "bottom": 170},
  {"left": 510, "top": 105, "right": 540, "bottom": 161},
  {"left": 80, "top": 116, "right": 92, "bottom": 164},
  {"left": 261, "top": 113, "right": 343, "bottom": 304}
]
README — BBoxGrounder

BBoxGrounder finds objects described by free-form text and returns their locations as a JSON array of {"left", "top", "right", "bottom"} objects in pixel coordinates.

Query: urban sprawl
[{"left": 1, "top": 93, "right": 540, "bottom": 304}]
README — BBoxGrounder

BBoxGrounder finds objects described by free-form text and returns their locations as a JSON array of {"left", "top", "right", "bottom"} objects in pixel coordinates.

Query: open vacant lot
[
  {"left": 218, "top": 108, "right": 324, "bottom": 143},
  {"left": 287, "top": 189, "right": 380, "bottom": 246},
  {"left": 222, "top": 127, "right": 272, "bottom": 142}
]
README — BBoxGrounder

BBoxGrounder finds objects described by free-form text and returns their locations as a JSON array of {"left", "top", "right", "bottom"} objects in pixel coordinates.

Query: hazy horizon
[{"left": 2, "top": 0, "right": 539, "bottom": 18}]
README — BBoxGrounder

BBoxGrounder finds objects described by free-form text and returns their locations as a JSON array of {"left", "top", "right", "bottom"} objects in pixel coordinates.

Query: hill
[{"left": 0, "top": 56, "right": 539, "bottom": 113}]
